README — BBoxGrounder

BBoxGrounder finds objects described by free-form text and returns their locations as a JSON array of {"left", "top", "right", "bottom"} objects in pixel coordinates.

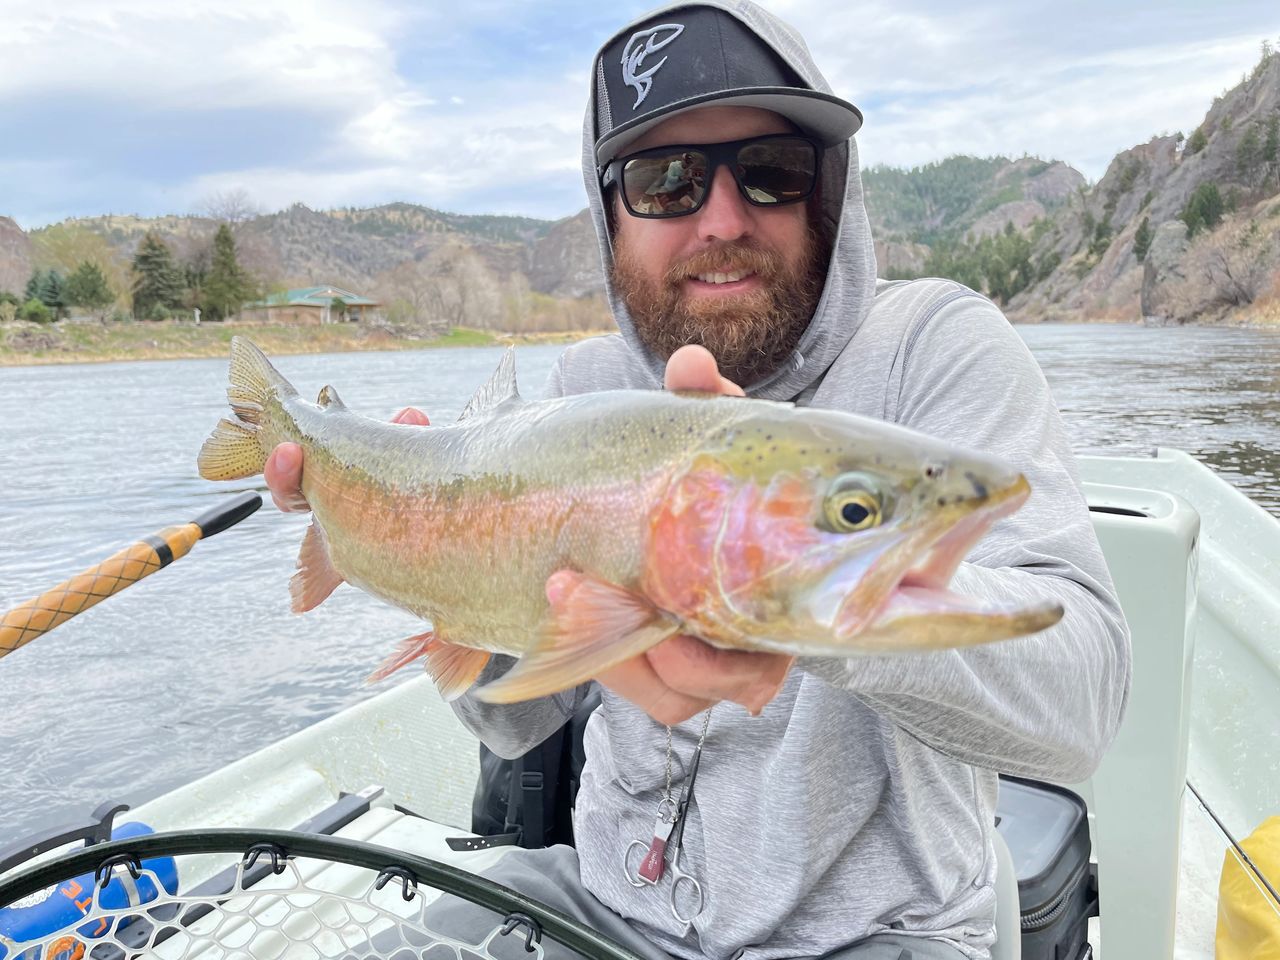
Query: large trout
[{"left": 198, "top": 338, "right": 1062, "bottom": 703}]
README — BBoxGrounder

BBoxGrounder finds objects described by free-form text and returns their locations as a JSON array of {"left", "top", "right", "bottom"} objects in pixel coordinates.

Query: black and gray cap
[{"left": 593, "top": 4, "right": 863, "bottom": 168}]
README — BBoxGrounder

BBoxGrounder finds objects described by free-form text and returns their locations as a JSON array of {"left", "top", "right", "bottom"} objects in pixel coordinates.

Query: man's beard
[{"left": 612, "top": 227, "right": 830, "bottom": 387}]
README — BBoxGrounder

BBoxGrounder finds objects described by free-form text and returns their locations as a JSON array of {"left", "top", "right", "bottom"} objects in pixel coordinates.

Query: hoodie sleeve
[
  {"left": 447, "top": 353, "right": 594, "bottom": 760},
  {"left": 801, "top": 293, "right": 1131, "bottom": 783}
]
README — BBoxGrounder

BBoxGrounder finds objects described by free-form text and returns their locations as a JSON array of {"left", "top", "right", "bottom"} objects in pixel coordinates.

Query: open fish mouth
[{"left": 822, "top": 474, "right": 1064, "bottom": 652}]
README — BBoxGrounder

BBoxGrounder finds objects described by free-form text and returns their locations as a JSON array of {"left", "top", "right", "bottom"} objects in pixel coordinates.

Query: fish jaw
[{"left": 819, "top": 472, "right": 1064, "bottom": 652}]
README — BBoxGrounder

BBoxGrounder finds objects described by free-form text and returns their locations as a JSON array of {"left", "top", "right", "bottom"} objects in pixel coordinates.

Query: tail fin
[{"left": 198, "top": 338, "right": 295, "bottom": 481}]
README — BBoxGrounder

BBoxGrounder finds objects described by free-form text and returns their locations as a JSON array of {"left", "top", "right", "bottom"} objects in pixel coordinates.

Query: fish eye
[{"left": 821, "top": 473, "right": 886, "bottom": 533}]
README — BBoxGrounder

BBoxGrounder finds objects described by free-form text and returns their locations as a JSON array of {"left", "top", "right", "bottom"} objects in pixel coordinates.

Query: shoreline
[
  {"left": 0, "top": 321, "right": 611, "bottom": 367},
  {"left": 3, "top": 308, "right": 1278, "bottom": 367}
]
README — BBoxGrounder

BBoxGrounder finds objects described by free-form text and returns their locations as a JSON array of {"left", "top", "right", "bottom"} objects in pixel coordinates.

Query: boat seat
[{"left": 991, "top": 826, "right": 1021, "bottom": 960}]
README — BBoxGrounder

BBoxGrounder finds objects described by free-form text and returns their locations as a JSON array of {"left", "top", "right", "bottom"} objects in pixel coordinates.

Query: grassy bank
[{"left": 0, "top": 320, "right": 608, "bottom": 366}]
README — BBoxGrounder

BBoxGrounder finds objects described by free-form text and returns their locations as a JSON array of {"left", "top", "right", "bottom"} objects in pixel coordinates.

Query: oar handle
[{"left": 0, "top": 493, "right": 262, "bottom": 659}]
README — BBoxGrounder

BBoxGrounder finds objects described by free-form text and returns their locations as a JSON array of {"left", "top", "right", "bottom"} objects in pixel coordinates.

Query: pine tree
[
  {"left": 1236, "top": 125, "right": 1262, "bottom": 177},
  {"left": 202, "top": 224, "right": 254, "bottom": 320},
  {"left": 1265, "top": 115, "right": 1280, "bottom": 185},
  {"left": 24, "top": 270, "right": 44, "bottom": 303},
  {"left": 1181, "top": 182, "right": 1225, "bottom": 238},
  {"left": 1133, "top": 217, "right": 1153, "bottom": 263},
  {"left": 38, "top": 270, "right": 68, "bottom": 319},
  {"left": 131, "top": 231, "right": 184, "bottom": 320},
  {"left": 65, "top": 261, "right": 115, "bottom": 316}
]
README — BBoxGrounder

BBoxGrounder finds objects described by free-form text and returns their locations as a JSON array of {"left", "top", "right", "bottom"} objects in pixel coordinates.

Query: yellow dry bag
[{"left": 1216, "top": 815, "right": 1280, "bottom": 958}]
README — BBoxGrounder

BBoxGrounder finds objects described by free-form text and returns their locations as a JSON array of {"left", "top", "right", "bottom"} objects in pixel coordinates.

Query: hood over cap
[{"left": 581, "top": 0, "right": 879, "bottom": 402}]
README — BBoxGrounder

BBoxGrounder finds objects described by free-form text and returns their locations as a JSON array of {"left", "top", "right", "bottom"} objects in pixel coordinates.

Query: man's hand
[
  {"left": 593, "top": 345, "right": 794, "bottom": 725},
  {"left": 263, "top": 407, "right": 429, "bottom": 513}
]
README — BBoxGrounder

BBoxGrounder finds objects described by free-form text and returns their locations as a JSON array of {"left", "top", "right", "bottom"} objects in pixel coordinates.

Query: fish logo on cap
[{"left": 621, "top": 23, "right": 684, "bottom": 109}]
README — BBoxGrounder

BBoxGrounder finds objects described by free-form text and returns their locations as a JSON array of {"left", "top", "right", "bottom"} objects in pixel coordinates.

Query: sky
[{"left": 1, "top": 1, "right": 1277, "bottom": 229}]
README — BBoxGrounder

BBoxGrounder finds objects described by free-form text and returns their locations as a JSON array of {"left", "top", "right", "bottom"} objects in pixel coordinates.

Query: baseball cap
[{"left": 593, "top": 4, "right": 863, "bottom": 168}]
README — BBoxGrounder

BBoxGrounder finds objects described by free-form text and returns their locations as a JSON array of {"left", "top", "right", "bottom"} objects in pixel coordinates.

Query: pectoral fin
[
  {"left": 474, "top": 571, "right": 681, "bottom": 703},
  {"left": 290, "top": 522, "right": 344, "bottom": 612},
  {"left": 367, "top": 629, "right": 492, "bottom": 701}
]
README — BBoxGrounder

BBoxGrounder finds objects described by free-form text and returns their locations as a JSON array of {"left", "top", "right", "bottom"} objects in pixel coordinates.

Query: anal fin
[
  {"left": 367, "top": 629, "right": 491, "bottom": 701},
  {"left": 289, "top": 522, "right": 344, "bottom": 612},
  {"left": 474, "top": 571, "right": 681, "bottom": 704}
]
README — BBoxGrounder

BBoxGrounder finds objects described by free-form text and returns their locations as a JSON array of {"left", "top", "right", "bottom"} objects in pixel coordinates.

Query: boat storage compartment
[{"left": 996, "top": 776, "right": 1098, "bottom": 959}]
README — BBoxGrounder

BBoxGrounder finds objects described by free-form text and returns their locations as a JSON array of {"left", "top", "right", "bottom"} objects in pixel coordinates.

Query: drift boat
[{"left": 0, "top": 447, "right": 1276, "bottom": 959}]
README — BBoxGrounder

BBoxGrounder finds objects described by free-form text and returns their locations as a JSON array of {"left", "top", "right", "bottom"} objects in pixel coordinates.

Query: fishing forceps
[{"left": 623, "top": 741, "right": 706, "bottom": 923}]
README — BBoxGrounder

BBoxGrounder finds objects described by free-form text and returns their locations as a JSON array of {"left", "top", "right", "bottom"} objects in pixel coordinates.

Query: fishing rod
[
  {"left": 0, "top": 492, "right": 262, "bottom": 661},
  {"left": 1187, "top": 779, "right": 1280, "bottom": 909}
]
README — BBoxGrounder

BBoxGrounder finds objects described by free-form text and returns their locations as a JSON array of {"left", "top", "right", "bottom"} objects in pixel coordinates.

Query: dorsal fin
[
  {"left": 458, "top": 347, "right": 520, "bottom": 421},
  {"left": 316, "top": 385, "right": 346, "bottom": 409}
]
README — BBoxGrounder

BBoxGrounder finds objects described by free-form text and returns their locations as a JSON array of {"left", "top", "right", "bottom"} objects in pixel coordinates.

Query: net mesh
[{"left": 5, "top": 854, "right": 549, "bottom": 960}]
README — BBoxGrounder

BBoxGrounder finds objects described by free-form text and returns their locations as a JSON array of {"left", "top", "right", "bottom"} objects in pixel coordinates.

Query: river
[{"left": 1, "top": 324, "right": 1278, "bottom": 843}]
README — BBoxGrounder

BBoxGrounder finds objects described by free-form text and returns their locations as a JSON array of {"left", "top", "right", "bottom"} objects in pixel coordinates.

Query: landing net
[{"left": 0, "top": 830, "right": 638, "bottom": 960}]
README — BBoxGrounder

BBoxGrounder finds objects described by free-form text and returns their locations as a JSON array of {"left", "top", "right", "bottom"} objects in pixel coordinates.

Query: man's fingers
[
  {"left": 392, "top": 407, "right": 430, "bottom": 426},
  {"left": 664, "top": 345, "right": 745, "bottom": 396},
  {"left": 596, "top": 655, "right": 716, "bottom": 727},
  {"left": 646, "top": 635, "right": 793, "bottom": 716},
  {"left": 264, "top": 443, "right": 310, "bottom": 513}
]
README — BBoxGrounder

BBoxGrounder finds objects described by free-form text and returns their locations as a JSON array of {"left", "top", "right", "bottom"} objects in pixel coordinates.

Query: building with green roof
[{"left": 241, "top": 286, "right": 380, "bottom": 324}]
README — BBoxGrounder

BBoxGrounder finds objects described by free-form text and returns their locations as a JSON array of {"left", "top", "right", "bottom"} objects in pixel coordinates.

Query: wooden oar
[{"left": 0, "top": 492, "right": 262, "bottom": 660}]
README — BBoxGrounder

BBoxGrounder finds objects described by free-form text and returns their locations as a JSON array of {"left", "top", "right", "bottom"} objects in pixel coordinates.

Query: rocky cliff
[{"left": 0, "top": 217, "right": 33, "bottom": 296}]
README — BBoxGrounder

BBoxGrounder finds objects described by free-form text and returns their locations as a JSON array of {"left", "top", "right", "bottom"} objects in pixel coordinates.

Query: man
[{"left": 265, "top": 3, "right": 1130, "bottom": 958}]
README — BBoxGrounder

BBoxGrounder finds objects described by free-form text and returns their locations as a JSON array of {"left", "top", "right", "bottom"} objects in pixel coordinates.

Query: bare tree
[
  {"left": 420, "top": 244, "right": 501, "bottom": 330},
  {"left": 502, "top": 272, "right": 532, "bottom": 333},
  {"left": 376, "top": 258, "right": 448, "bottom": 334},
  {"left": 1166, "top": 216, "right": 1279, "bottom": 319},
  {"left": 200, "top": 188, "right": 261, "bottom": 227},
  {"left": 1194, "top": 219, "right": 1276, "bottom": 307}
]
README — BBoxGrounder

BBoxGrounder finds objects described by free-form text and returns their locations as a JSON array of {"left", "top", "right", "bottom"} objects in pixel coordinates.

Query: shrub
[
  {"left": 19, "top": 298, "right": 53, "bottom": 323},
  {"left": 1181, "top": 182, "right": 1225, "bottom": 238}
]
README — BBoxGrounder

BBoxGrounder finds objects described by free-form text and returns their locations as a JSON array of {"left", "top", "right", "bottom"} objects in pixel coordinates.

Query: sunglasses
[{"left": 602, "top": 134, "right": 822, "bottom": 219}]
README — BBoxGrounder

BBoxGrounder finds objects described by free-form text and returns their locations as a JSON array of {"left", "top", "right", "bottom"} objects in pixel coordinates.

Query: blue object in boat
[{"left": 0, "top": 821, "right": 178, "bottom": 959}]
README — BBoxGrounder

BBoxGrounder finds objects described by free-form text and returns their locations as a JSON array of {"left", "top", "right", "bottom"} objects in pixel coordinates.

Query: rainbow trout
[{"left": 199, "top": 338, "right": 1062, "bottom": 703}]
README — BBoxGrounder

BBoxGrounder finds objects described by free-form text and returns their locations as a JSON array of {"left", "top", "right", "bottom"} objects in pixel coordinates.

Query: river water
[{"left": 1, "top": 325, "right": 1278, "bottom": 845}]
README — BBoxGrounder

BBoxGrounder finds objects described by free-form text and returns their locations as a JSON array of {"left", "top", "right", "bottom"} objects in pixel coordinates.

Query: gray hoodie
[{"left": 453, "top": 3, "right": 1131, "bottom": 958}]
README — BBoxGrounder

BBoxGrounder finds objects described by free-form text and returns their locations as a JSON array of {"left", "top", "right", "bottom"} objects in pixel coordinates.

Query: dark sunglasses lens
[
  {"left": 737, "top": 139, "right": 817, "bottom": 204},
  {"left": 621, "top": 151, "right": 707, "bottom": 215}
]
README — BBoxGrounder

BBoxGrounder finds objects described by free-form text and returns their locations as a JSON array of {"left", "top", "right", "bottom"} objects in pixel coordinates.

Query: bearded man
[{"left": 264, "top": 3, "right": 1130, "bottom": 958}]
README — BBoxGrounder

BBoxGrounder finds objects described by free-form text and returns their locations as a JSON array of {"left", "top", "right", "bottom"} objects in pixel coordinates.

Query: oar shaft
[
  {"left": 0, "top": 524, "right": 200, "bottom": 658},
  {"left": 0, "top": 493, "right": 262, "bottom": 659}
]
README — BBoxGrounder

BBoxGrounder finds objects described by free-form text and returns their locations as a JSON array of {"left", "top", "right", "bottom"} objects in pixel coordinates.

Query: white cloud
[
  {"left": 0, "top": 0, "right": 406, "bottom": 111},
  {"left": 1, "top": 0, "right": 1277, "bottom": 224},
  {"left": 767, "top": 1, "right": 1276, "bottom": 180}
]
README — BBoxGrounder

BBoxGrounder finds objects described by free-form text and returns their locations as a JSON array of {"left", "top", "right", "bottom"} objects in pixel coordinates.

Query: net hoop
[{"left": 0, "top": 828, "right": 643, "bottom": 960}]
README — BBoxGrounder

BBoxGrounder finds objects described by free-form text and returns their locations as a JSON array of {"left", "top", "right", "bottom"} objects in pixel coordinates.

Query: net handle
[{"left": 0, "top": 828, "right": 644, "bottom": 960}]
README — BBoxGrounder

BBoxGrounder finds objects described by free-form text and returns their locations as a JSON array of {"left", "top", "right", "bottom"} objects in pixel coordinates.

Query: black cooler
[{"left": 995, "top": 776, "right": 1099, "bottom": 959}]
